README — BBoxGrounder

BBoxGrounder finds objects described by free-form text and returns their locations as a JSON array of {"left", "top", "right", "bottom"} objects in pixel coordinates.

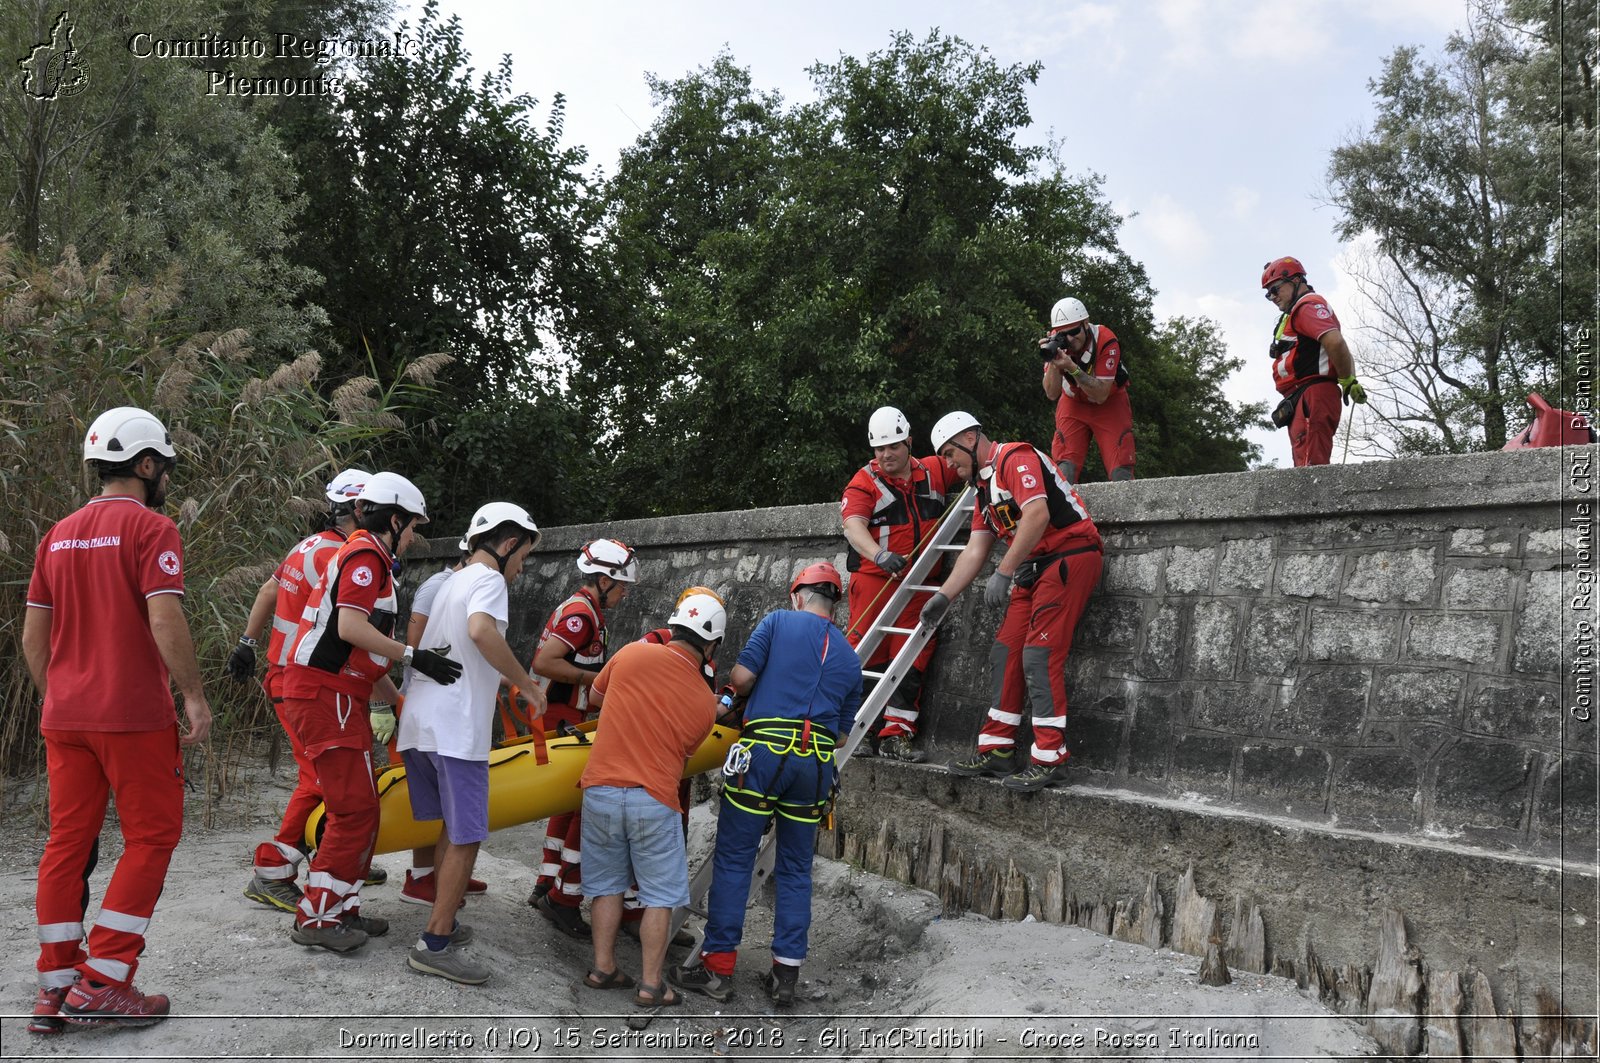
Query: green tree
[
  {"left": 0, "top": 0, "right": 323, "bottom": 354},
  {"left": 575, "top": 34, "right": 1261, "bottom": 516},
  {"left": 285, "top": 0, "right": 600, "bottom": 525},
  {"left": 1328, "top": 2, "right": 1593, "bottom": 451}
]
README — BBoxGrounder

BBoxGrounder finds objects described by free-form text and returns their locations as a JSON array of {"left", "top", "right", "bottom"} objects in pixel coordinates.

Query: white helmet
[
  {"left": 668, "top": 592, "right": 726, "bottom": 641},
  {"left": 83, "top": 406, "right": 175, "bottom": 464},
  {"left": 867, "top": 406, "right": 911, "bottom": 447},
  {"left": 464, "top": 501, "right": 541, "bottom": 551},
  {"left": 577, "top": 538, "right": 637, "bottom": 582},
  {"left": 356, "top": 471, "right": 429, "bottom": 524},
  {"left": 930, "top": 411, "right": 981, "bottom": 452},
  {"left": 1050, "top": 296, "right": 1089, "bottom": 330},
  {"left": 324, "top": 467, "right": 369, "bottom": 503}
]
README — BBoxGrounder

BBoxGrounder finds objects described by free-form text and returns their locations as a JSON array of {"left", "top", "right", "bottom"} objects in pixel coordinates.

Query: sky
[{"left": 410, "top": 0, "right": 1475, "bottom": 468}]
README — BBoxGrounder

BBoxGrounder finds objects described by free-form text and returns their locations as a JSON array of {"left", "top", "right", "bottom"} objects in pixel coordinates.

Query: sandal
[
  {"left": 634, "top": 983, "right": 683, "bottom": 1008},
  {"left": 583, "top": 968, "right": 636, "bottom": 990}
]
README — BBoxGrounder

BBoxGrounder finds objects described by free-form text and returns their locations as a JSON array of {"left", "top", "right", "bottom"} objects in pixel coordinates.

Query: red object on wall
[{"left": 1502, "top": 393, "right": 1595, "bottom": 449}]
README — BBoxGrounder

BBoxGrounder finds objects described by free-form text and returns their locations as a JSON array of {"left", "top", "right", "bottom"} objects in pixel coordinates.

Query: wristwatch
[{"left": 401, "top": 645, "right": 415, "bottom": 668}]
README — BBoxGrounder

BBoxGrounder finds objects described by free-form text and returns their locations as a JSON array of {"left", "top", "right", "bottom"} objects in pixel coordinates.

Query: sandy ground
[{"left": 0, "top": 762, "right": 1378, "bottom": 1062}]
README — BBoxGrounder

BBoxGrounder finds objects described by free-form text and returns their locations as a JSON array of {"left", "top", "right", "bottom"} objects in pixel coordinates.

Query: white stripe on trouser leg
[
  {"left": 306, "top": 871, "right": 358, "bottom": 895},
  {"left": 40, "top": 967, "right": 80, "bottom": 989},
  {"left": 1032, "top": 715, "right": 1066, "bottom": 728},
  {"left": 1030, "top": 744, "right": 1066, "bottom": 764},
  {"left": 986, "top": 708, "right": 1023, "bottom": 726},
  {"left": 271, "top": 840, "right": 305, "bottom": 864},
  {"left": 256, "top": 862, "right": 298, "bottom": 880},
  {"left": 95, "top": 909, "right": 152, "bottom": 936},
  {"left": 37, "top": 921, "right": 84, "bottom": 944},
  {"left": 542, "top": 838, "right": 561, "bottom": 852},
  {"left": 883, "top": 706, "right": 916, "bottom": 725},
  {"left": 538, "top": 862, "right": 560, "bottom": 877},
  {"left": 85, "top": 957, "right": 132, "bottom": 983},
  {"left": 558, "top": 880, "right": 583, "bottom": 897},
  {"left": 560, "top": 847, "right": 581, "bottom": 862},
  {"left": 773, "top": 955, "right": 803, "bottom": 966},
  {"left": 976, "top": 736, "right": 1013, "bottom": 750}
]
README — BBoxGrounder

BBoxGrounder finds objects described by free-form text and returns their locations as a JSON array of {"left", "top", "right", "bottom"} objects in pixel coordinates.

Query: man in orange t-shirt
[{"left": 577, "top": 593, "right": 723, "bottom": 1007}]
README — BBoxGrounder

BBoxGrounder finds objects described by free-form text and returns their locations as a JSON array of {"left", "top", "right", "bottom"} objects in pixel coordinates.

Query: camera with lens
[{"left": 1039, "top": 331, "right": 1069, "bottom": 360}]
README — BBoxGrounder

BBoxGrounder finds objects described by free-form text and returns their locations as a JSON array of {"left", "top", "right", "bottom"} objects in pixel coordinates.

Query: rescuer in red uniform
[
  {"left": 22, "top": 406, "right": 212, "bottom": 1031},
  {"left": 1261, "top": 256, "right": 1367, "bottom": 466},
  {"left": 839, "top": 406, "right": 959, "bottom": 761},
  {"left": 528, "top": 538, "right": 639, "bottom": 938},
  {"left": 1041, "top": 296, "right": 1135, "bottom": 484},
  {"left": 922, "top": 412, "right": 1103, "bottom": 793}
]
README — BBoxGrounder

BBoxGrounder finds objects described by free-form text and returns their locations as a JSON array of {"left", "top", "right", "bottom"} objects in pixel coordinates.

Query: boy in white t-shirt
[{"left": 398, "top": 502, "right": 546, "bottom": 984}]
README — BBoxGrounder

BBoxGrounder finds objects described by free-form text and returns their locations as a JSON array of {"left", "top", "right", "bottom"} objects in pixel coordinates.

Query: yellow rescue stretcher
[{"left": 304, "top": 717, "right": 740, "bottom": 855}]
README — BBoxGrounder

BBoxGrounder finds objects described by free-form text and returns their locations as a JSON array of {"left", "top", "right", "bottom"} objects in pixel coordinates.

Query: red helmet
[
  {"left": 790, "top": 561, "right": 842, "bottom": 597},
  {"left": 1261, "top": 256, "right": 1306, "bottom": 288}
]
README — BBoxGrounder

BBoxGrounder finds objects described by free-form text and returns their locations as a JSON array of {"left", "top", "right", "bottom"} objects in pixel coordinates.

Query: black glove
[
  {"left": 225, "top": 640, "right": 256, "bottom": 683},
  {"left": 412, "top": 645, "right": 463, "bottom": 685},
  {"left": 874, "top": 548, "right": 907, "bottom": 575},
  {"left": 919, "top": 591, "right": 951, "bottom": 629}
]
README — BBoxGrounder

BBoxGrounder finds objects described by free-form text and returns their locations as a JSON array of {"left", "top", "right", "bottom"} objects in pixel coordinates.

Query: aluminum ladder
[{"left": 667, "top": 485, "right": 977, "bottom": 959}]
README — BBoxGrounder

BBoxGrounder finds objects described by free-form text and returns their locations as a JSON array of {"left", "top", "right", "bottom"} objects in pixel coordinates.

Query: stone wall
[{"left": 426, "top": 447, "right": 1596, "bottom": 1024}]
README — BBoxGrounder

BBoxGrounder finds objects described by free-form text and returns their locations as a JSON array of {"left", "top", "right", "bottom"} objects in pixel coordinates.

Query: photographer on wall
[{"left": 1040, "top": 296, "right": 1135, "bottom": 484}]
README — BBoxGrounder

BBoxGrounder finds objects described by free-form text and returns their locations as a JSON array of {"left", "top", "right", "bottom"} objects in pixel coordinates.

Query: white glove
[{"left": 369, "top": 707, "right": 396, "bottom": 743}]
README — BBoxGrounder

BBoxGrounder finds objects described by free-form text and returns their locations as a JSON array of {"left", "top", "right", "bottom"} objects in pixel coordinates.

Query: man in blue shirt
[{"left": 671, "top": 563, "right": 862, "bottom": 1006}]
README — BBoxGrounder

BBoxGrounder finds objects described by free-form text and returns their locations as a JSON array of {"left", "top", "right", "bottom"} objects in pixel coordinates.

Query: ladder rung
[
  {"left": 903, "top": 583, "right": 940, "bottom": 592},
  {"left": 860, "top": 669, "right": 885, "bottom": 680},
  {"left": 879, "top": 625, "right": 917, "bottom": 635},
  {"left": 935, "top": 543, "right": 964, "bottom": 551}
]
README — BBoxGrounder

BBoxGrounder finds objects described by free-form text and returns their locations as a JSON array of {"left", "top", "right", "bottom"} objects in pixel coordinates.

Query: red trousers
[
  {"left": 253, "top": 670, "right": 321, "bottom": 878},
  {"left": 845, "top": 569, "right": 938, "bottom": 738},
  {"left": 977, "top": 549, "right": 1103, "bottom": 765},
  {"left": 282, "top": 690, "right": 378, "bottom": 927},
  {"left": 1053, "top": 388, "right": 1136, "bottom": 481},
  {"left": 36, "top": 726, "right": 183, "bottom": 988},
  {"left": 1287, "top": 380, "right": 1342, "bottom": 466},
  {"left": 537, "top": 701, "right": 585, "bottom": 907}
]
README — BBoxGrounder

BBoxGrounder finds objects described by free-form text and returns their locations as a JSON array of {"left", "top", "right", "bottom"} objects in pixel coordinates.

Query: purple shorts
[{"left": 401, "top": 750, "right": 490, "bottom": 845}]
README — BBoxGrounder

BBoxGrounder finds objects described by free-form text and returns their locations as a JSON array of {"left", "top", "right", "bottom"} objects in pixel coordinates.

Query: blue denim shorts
[
  {"left": 401, "top": 749, "right": 489, "bottom": 844},
  {"left": 580, "top": 786, "right": 689, "bottom": 908}
]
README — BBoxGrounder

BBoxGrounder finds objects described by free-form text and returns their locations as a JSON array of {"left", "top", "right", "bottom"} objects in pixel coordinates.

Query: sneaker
[
  {"left": 363, "top": 866, "right": 388, "bottom": 886},
  {"left": 759, "top": 964, "right": 799, "bottom": 1006},
  {"left": 61, "top": 980, "right": 170, "bottom": 1027},
  {"left": 28, "top": 985, "right": 69, "bottom": 1035},
  {"left": 398, "top": 870, "right": 466, "bottom": 909},
  {"left": 408, "top": 942, "right": 490, "bottom": 985},
  {"left": 535, "top": 893, "right": 591, "bottom": 938},
  {"left": 669, "top": 962, "right": 734, "bottom": 1003},
  {"left": 465, "top": 876, "right": 487, "bottom": 895},
  {"left": 243, "top": 873, "right": 303, "bottom": 913},
  {"left": 342, "top": 911, "right": 389, "bottom": 937},
  {"left": 450, "top": 922, "right": 475, "bottom": 946},
  {"left": 879, "top": 735, "right": 928, "bottom": 763},
  {"left": 1002, "top": 760, "right": 1069, "bottom": 792},
  {"left": 289, "top": 920, "right": 369, "bottom": 953},
  {"left": 947, "top": 748, "right": 1017, "bottom": 777}
]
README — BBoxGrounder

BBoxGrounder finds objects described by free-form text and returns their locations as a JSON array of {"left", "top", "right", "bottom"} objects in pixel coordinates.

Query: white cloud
[{"left": 1126, "top": 193, "right": 1210, "bottom": 261}]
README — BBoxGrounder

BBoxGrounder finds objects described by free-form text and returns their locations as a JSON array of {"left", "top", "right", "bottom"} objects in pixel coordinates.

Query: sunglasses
[
  {"left": 1055, "top": 324, "right": 1086, "bottom": 339},
  {"left": 1265, "top": 281, "right": 1291, "bottom": 300}
]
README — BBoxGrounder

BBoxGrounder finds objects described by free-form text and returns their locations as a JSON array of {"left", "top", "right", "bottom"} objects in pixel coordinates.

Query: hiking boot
[
  {"left": 342, "top": 911, "right": 389, "bottom": 937},
  {"left": 526, "top": 882, "right": 551, "bottom": 907},
  {"left": 243, "top": 873, "right": 303, "bottom": 913},
  {"left": 61, "top": 980, "right": 170, "bottom": 1027},
  {"left": 669, "top": 962, "right": 733, "bottom": 1003},
  {"left": 947, "top": 748, "right": 1016, "bottom": 777},
  {"left": 1002, "top": 760, "right": 1070, "bottom": 792},
  {"left": 879, "top": 735, "right": 927, "bottom": 763},
  {"left": 759, "top": 963, "right": 799, "bottom": 1006},
  {"left": 535, "top": 893, "right": 591, "bottom": 939},
  {"left": 289, "top": 920, "right": 369, "bottom": 953},
  {"left": 398, "top": 870, "right": 468, "bottom": 909},
  {"left": 408, "top": 941, "right": 491, "bottom": 985},
  {"left": 28, "top": 985, "right": 69, "bottom": 1034},
  {"left": 363, "top": 866, "right": 388, "bottom": 886}
]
